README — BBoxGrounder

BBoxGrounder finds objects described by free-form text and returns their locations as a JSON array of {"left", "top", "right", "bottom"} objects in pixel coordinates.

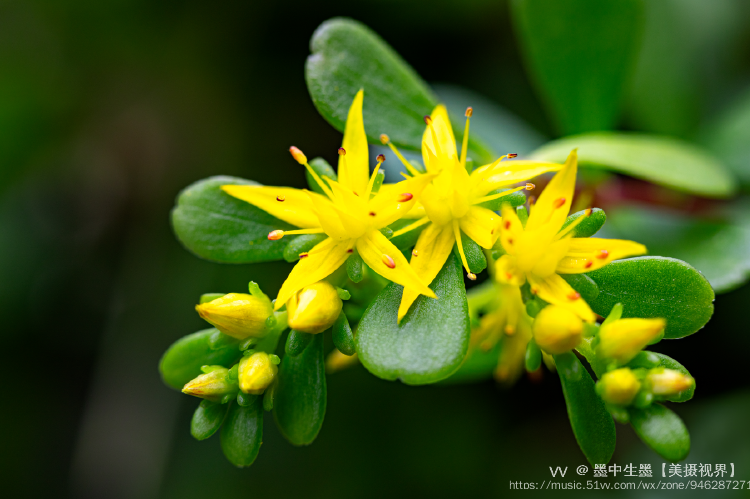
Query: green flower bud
[
  {"left": 239, "top": 352, "right": 278, "bottom": 395},
  {"left": 596, "top": 318, "right": 665, "bottom": 365},
  {"left": 195, "top": 292, "right": 273, "bottom": 340},
  {"left": 645, "top": 368, "right": 694, "bottom": 397},
  {"left": 182, "top": 367, "right": 237, "bottom": 402},
  {"left": 596, "top": 368, "right": 641, "bottom": 406},
  {"left": 286, "top": 281, "right": 343, "bottom": 334},
  {"left": 532, "top": 305, "right": 583, "bottom": 355}
]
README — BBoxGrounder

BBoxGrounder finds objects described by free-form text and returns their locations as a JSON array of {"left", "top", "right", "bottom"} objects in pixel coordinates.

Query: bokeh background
[{"left": 3, "top": 0, "right": 750, "bottom": 497}]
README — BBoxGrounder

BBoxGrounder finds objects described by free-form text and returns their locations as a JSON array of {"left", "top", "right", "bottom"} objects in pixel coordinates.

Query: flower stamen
[
  {"left": 380, "top": 133, "right": 422, "bottom": 177},
  {"left": 460, "top": 107, "right": 472, "bottom": 170},
  {"left": 289, "top": 146, "right": 334, "bottom": 199},
  {"left": 382, "top": 254, "right": 396, "bottom": 269}
]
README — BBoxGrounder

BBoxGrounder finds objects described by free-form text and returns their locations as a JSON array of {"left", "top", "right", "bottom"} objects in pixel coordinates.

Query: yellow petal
[
  {"left": 494, "top": 254, "right": 525, "bottom": 286},
  {"left": 459, "top": 205, "right": 501, "bottom": 249},
  {"left": 338, "top": 89, "right": 369, "bottom": 195},
  {"left": 422, "top": 104, "right": 457, "bottom": 170},
  {"left": 419, "top": 182, "right": 454, "bottom": 226},
  {"left": 306, "top": 191, "right": 350, "bottom": 240},
  {"left": 525, "top": 150, "right": 578, "bottom": 233},
  {"left": 221, "top": 185, "right": 322, "bottom": 228},
  {"left": 469, "top": 160, "right": 562, "bottom": 198},
  {"left": 274, "top": 237, "right": 353, "bottom": 309},
  {"left": 356, "top": 230, "right": 437, "bottom": 300},
  {"left": 398, "top": 223, "right": 455, "bottom": 320},
  {"left": 556, "top": 238, "right": 647, "bottom": 274},
  {"left": 499, "top": 205, "right": 524, "bottom": 254},
  {"left": 368, "top": 173, "right": 436, "bottom": 227},
  {"left": 527, "top": 273, "right": 595, "bottom": 322}
]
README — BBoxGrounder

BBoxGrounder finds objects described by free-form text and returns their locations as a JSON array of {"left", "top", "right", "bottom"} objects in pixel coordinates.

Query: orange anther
[
  {"left": 467, "top": 272, "right": 477, "bottom": 281},
  {"left": 397, "top": 193, "right": 413, "bottom": 202},
  {"left": 376, "top": 153, "right": 386, "bottom": 162},
  {"left": 289, "top": 146, "right": 307, "bottom": 164},
  {"left": 268, "top": 230, "right": 284, "bottom": 241},
  {"left": 568, "top": 292, "right": 581, "bottom": 301},
  {"left": 382, "top": 254, "right": 396, "bottom": 269},
  {"left": 584, "top": 260, "right": 593, "bottom": 269},
  {"left": 412, "top": 249, "right": 419, "bottom": 257},
  {"left": 553, "top": 197, "right": 566, "bottom": 209},
  {"left": 423, "top": 115, "right": 432, "bottom": 125},
  {"left": 596, "top": 250, "right": 609, "bottom": 259},
  {"left": 465, "top": 107, "right": 473, "bottom": 117},
  {"left": 504, "top": 220, "right": 511, "bottom": 230},
  {"left": 379, "top": 134, "right": 389, "bottom": 144},
  {"left": 276, "top": 195, "right": 286, "bottom": 202},
  {"left": 338, "top": 147, "right": 346, "bottom": 156},
  {"left": 369, "top": 211, "right": 376, "bottom": 217},
  {"left": 508, "top": 153, "right": 518, "bottom": 158},
  {"left": 299, "top": 252, "right": 309, "bottom": 259}
]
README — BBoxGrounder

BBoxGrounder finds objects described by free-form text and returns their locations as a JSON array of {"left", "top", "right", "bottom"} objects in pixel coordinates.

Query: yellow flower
[
  {"left": 286, "top": 281, "right": 342, "bottom": 334},
  {"left": 496, "top": 150, "right": 647, "bottom": 321},
  {"left": 222, "top": 90, "right": 436, "bottom": 309},
  {"left": 382, "top": 105, "right": 563, "bottom": 320},
  {"left": 182, "top": 367, "right": 236, "bottom": 402},
  {"left": 238, "top": 352, "right": 278, "bottom": 395},
  {"left": 596, "top": 317, "right": 666, "bottom": 365},
  {"left": 195, "top": 292, "right": 273, "bottom": 339},
  {"left": 532, "top": 305, "right": 583, "bottom": 355},
  {"left": 596, "top": 368, "right": 641, "bottom": 406}
]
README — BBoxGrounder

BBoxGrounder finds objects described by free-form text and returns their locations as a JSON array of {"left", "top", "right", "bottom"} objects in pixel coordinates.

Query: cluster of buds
[
  {"left": 194, "top": 283, "right": 275, "bottom": 340},
  {"left": 182, "top": 351, "right": 281, "bottom": 403},
  {"left": 286, "top": 281, "right": 343, "bottom": 334}
]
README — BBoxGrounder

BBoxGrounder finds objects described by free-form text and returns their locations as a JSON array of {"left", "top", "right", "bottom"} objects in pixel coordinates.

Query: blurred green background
[{"left": 3, "top": 0, "right": 750, "bottom": 497}]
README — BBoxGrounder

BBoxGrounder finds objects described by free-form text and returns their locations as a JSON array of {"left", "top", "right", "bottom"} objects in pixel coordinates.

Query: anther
[
  {"left": 299, "top": 252, "right": 309, "bottom": 259},
  {"left": 597, "top": 250, "right": 609, "bottom": 259},
  {"left": 567, "top": 292, "right": 581, "bottom": 301},
  {"left": 369, "top": 211, "right": 376, "bottom": 217},
  {"left": 553, "top": 197, "right": 566, "bottom": 209},
  {"left": 465, "top": 107, "right": 473, "bottom": 118},
  {"left": 382, "top": 254, "right": 396, "bottom": 269},
  {"left": 276, "top": 195, "right": 286, "bottom": 202},
  {"left": 347, "top": 249, "right": 353, "bottom": 254},
  {"left": 268, "top": 230, "right": 284, "bottom": 241},
  {"left": 526, "top": 183, "right": 535, "bottom": 190},
  {"left": 530, "top": 287, "right": 539, "bottom": 295},
  {"left": 584, "top": 260, "right": 593, "bottom": 269},
  {"left": 289, "top": 146, "right": 307, "bottom": 165},
  {"left": 505, "top": 272, "right": 513, "bottom": 281},
  {"left": 507, "top": 238, "right": 514, "bottom": 245},
  {"left": 423, "top": 115, "right": 432, "bottom": 125},
  {"left": 376, "top": 153, "right": 386, "bottom": 162},
  {"left": 585, "top": 208, "right": 593, "bottom": 217},
  {"left": 505, "top": 324, "right": 516, "bottom": 335},
  {"left": 379, "top": 134, "right": 389, "bottom": 144},
  {"left": 397, "top": 193, "right": 413, "bottom": 202},
  {"left": 338, "top": 147, "right": 346, "bottom": 156},
  {"left": 508, "top": 153, "right": 518, "bottom": 158},
  {"left": 467, "top": 272, "right": 477, "bottom": 281},
  {"left": 412, "top": 249, "right": 419, "bottom": 257}
]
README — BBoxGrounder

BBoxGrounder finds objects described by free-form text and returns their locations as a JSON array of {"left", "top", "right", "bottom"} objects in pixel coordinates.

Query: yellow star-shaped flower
[
  {"left": 222, "top": 90, "right": 436, "bottom": 309},
  {"left": 382, "top": 105, "right": 563, "bottom": 320},
  {"left": 496, "top": 150, "right": 647, "bottom": 321}
]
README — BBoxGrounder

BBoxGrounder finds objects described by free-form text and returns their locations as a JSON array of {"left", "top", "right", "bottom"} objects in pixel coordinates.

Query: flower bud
[
  {"left": 596, "top": 368, "right": 641, "bottom": 406},
  {"left": 195, "top": 292, "right": 273, "bottom": 340},
  {"left": 645, "top": 368, "right": 694, "bottom": 397},
  {"left": 596, "top": 318, "right": 665, "bottom": 365},
  {"left": 532, "top": 305, "right": 583, "bottom": 355},
  {"left": 238, "top": 352, "right": 278, "bottom": 395},
  {"left": 286, "top": 281, "right": 343, "bottom": 334},
  {"left": 182, "top": 367, "right": 237, "bottom": 402}
]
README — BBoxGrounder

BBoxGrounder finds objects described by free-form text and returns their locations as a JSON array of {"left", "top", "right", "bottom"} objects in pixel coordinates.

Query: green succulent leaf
[
  {"left": 191, "top": 401, "right": 229, "bottom": 441},
  {"left": 159, "top": 329, "right": 243, "bottom": 390},
  {"left": 625, "top": 351, "right": 695, "bottom": 403},
  {"left": 283, "top": 234, "right": 327, "bottom": 263},
  {"left": 332, "top": 312, "right": 356, "bottom": 356},
  {"left": 604, "top": 204, "right": 750, "bottom": 293},
  {"left": 475, "top": 189, "right": 527, "bottom": 211},
  {"left": 171, "top": 176, "right": 293, "bottom": 264},
  {"left": 453, "top": 233, "right": 487, "bottom": 275},
  {"left": 531, "top": 133, "right": 737, "bottom": 198},
  {"left": 554, "top": 352, "right": 616, "bottom": 466},
  {"left": 355, "top": 254, "right": 470, "bottom": 385},
  {"left": 581, "top": 256, "right": 714, "bottom": 339},
  {"left": 220, "top": 400, "right": 263, "bottom": 467},
  {"left": 561, "top": 208, "right": 607, "bottom": 238},
  {"left": 285, "top": 330, "right": 314, "bottom": 357},
  {"left": 346, "top": 250, "right": 365, "bottom": 283},
  {"left": 305, "top": 18, "right": 492, "bottom": 162},
  {"left": 389, "top": 219, "right": 427, "bottom": 251},
  {"left": 630, "top": 403, "right": 690, "bottom": 462},
  {"left": 560, "top": 274, "right": 599, "bottom": 304},
  {"left": 273, "top": 333, "right": 327, "bottom": 446},
  {"left": 511, "top": 0, "right": 643, "bottom": 135}
]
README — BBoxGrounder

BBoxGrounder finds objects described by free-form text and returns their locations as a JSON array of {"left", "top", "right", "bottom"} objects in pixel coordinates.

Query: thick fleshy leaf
[
  {"left": 578, "top": 257, "right": 714, "bottom": 339},
  {"left": 283, "top": 233, "right": 327, "bottom": 263},
  {"left": 159, "top": 329, "right": 243, "bottom": 390},
  {"left": 453, "top": 232, "right": 487, "bottom": 274},
  {"left": 171, "top": 176, "right": 294, "bottom": 263},
  {"left": 285, "top": 330, "right": 314, "bottom": 357},
  {"left": 191, "top": 401, "right": 229, "bottom": 441},
  {"left": 560, "top": 208, "right": 606, "bottom": 238},
  {"left": 531, "top": 133, "right": 737, "bottom": 198},
  {"left": 273, "top": 333, "right": 326, "bottom": 445},
  {"left": 220, "top": 400, "right": 263, "bottom": 467},
  {"left": 630, "top": 404, "right": 690, "bottom": 462},
  {"left": 511, "top": 0, "right": 643, "bottom": 134},
  {"left": 625, "top": 351, "right": 695, "bottom": 403},
  {"left": 332, "top": 312, "right": 355, "bottom": 356},
  {"left": 554, "top": 352, "right": 616, "bottom": 466},
  {"left": 604, "top": 205, "right": 750, "bottom": 293},
  {"left": 355, "top": 254, "right": 470, "bottom": 385},
  {"left": 305, "top": 18, "right": 492, "bottom": 162}
]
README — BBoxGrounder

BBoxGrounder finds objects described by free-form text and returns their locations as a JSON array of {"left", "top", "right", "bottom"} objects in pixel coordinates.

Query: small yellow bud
[
  {"left": 596, "top": 318, "right": 666, "bottom": 365},
  {"left": 286, "top": 281, "right": 343, "bottom": 334},
  {"left": 195, "top": 292, "right": 273, "bottom": 340},
  {"left": 532, "top": 305, "right": 583, "bottom": 355},
  {"left": 182, "top": 368, "right": 235, "bottom": 402},
  {"left": 596, "top": 368, "right": 641, "bottom": 406},
  {"left": 646, "top": 368, "right": 694, "bottom": 397},
  {"left": 238, "top": 352, "right": 278, "bottom": 395}
]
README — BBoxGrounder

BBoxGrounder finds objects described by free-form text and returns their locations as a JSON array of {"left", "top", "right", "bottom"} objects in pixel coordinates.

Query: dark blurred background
[{"left": 3, "top": 1, "right": 750, "bottom": 498}]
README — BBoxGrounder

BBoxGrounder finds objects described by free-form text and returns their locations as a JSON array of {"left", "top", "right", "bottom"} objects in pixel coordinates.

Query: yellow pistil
[
  {"left": 496, "top": 150, "right": 647, "bottom": 321},
  {"left": 221, "top": 90, "right": 437, "bottom": 308},
  {"left": 388, "top": 104, "right": 564, "bottom": 321}
]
